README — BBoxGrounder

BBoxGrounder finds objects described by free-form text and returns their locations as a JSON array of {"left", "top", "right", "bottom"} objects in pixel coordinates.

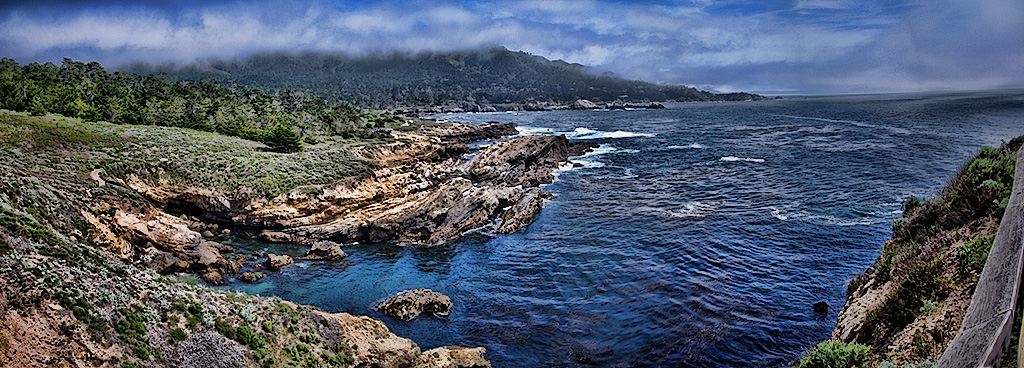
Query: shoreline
[{"left": 0, "top": 111, "right": 595, "bottom": 367}]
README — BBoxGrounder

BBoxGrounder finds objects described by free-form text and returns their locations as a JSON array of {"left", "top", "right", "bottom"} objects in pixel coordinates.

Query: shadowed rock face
[{"left": 376, "top": 288, "right": 453, "bottom": 321}]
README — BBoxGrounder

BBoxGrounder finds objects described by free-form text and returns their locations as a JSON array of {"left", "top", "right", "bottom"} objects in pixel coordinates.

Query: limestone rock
[
  {"left": 376, "top": 288, "right": 452, "bottom": 321},
  {"left": 114, "top": 210, "right": 200, "bottom": 253},
  {"left": 302, "top": 241, "right": 347, "bottom": 261},
  {"left": 418, "top": 346, "right": 490, "bottom": 368},
  {"left": 265, "top": 253, "right": 293, "bottom": 271}
]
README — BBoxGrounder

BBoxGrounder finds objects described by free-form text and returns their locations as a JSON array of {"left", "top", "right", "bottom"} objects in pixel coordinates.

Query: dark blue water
[{"left": 218, "top": 92, "right": 1024, "bottom": 367}]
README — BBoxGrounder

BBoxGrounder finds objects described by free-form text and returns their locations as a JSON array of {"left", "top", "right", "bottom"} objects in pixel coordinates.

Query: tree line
[{"left": 0, "top": 58, "right": 397, "bottom": 152}]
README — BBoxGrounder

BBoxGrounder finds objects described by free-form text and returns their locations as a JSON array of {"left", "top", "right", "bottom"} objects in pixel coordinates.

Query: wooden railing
[{"left": 936, "top": 146, "right": 1024, "bottom": 368}]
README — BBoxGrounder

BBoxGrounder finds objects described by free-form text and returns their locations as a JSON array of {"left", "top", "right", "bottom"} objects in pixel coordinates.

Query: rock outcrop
[
  {"left": 302, "top": 240, "right": 347, "bottom": 261},
  {"left": 264, "top": 254, "right": 293, "bottom": 271},
  {"left": 418, "top": 346, "right": 491, "bottom": 368},
  {"left": 376, "top": 288, "right": 453, "bottom": 321},
  {"left": 216, "top": 124, "right": 596, "bottom": 246}
]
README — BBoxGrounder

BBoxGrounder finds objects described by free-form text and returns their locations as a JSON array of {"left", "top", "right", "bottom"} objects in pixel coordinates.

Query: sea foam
[{"left": 720, "top": 156, "right": 765, "bottom": 163}]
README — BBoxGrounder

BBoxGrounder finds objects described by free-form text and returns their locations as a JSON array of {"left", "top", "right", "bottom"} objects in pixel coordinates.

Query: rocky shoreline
[
  {"left": 97, "top": 122, "right": 596, "bottom": 280},
  {"left": 0, "top": 111, "right": 595, "bottom": 367}
]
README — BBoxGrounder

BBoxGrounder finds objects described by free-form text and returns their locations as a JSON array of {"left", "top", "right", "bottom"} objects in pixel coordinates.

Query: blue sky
[{"left": 1, "top": 0, "right": 1022, "bottom": 95}]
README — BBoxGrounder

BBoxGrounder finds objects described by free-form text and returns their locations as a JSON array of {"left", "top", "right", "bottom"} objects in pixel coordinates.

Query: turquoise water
[{"left": 219, "top": 92, "right": 1024, "bottom": 367}]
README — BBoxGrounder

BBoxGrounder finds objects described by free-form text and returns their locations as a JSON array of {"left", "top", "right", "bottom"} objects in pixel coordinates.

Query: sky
[{"left": 1, "top": 0, "right": 1022, "bottom": 95}]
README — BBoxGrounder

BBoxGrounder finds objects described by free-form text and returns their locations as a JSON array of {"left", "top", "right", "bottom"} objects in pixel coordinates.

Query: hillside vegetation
[
  {"left": 804, "top": 136, "right": 1024, "bottom": 367},
  {"left": 125, "top": 48, "right": 767, "bottom": 110},
  {"left": 0, "top": 58, "right": 406, "bottom": 152}
]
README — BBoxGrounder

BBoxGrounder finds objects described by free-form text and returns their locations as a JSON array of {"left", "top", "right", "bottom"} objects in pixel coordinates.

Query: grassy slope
[
  {"left": 799, "top": 136, "right": 1024, "bottom": 367},
  {"left": 0, "top": 111, "right": 398, "bottom": 367}
]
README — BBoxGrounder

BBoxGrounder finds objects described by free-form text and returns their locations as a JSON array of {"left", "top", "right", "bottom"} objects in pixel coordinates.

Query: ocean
[{"left": 218, "top": 91, "right": 1024, "bottom": 367}]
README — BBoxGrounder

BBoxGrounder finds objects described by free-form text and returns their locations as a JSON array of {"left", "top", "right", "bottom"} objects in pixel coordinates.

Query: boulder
[
  {"left": 144, "top": 248, "right": 188, "bottom": 274},
  {"left": 571, "top": 99, "right": 599, "bottom": 110},
  {"left": 302, "top": 241, "right": 347, "bottom": 261},
  {"left": 237, "top": 272, "right": 264, "bottom": 283},
  {"left": 265, "top": 253, "right": 293, "bottom": 271},
  {"left": 376, "top": 288, "right": 452, "bottom": 321},
  {"left": 495, "top": 189, "right": 552, "bottom": 234},
  {"left": 201, "top": 270, "right": 225, "bottom": 285},
  {"left": 194, "top": 241, "right": 224, "bottom": 267},
  {"left": 114, "top": 210, "right": 200, "bottom": 253},
  {"left": 469, "top": 135, "right": 572, "bottom": 188},
  {"left": 418, "top": 346, "right": 490, "bottom": 368}
]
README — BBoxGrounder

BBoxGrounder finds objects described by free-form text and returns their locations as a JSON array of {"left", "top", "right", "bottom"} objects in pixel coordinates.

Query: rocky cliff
[{"left": 808, "top": 137, "right": 1024, "bottom": 367}]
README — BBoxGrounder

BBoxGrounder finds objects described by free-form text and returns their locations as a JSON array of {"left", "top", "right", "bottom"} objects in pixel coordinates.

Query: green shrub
[
  {"left": 862, "top": 262, "right": 947, "bottom": 343},
  {"left": 299, "top": 333, "right": 321, "bottom": 344},
  {"left": 959, "top": 235, "right": 995, "bottom": 278},
  {"left": 215, "top": 319, "right": 236, "bottom": 340},
  {"left": 261, "top": 121, "right": 302, "bottom": 153},
  {"left": 795, "top": 341, "right": 870, "bottom": 368},
  {"left": 944, "top": 146, "right": 1016, "bottom": 221},
  {"left": 236, "top": 326, "right": 267, "bottom": 349},
  {"left": 169, "top": 328, "right": 187, "bottom": 342}
]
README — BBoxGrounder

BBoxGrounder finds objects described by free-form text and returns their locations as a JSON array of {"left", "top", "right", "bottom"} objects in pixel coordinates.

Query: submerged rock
[
  {"left": 302, "top": 240, "right": 347, "bottom": 261},
  {"left": 814, "top": 301, "right": 829, "bottom": 314},
  {"left": 236, "top": 271, "right": 264, "bottom": 283},
  {"left": 265, "top": 253, "right": 293, "bottom": 271},
  {"left": 376, "top": 288, "right": 452, "bottom": 321}
]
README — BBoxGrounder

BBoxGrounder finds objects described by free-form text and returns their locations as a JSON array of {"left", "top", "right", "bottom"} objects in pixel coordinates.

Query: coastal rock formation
[
  {"left": 115, "top": 121, "right": 590, "bottom": 247},
  {"left": 114, "top": 210, "right": 201, "bottom": 253},
  {"left": 236, "top": 271, "right": 264, "bottom": 283},
  {"left": 571, "top": 99, "right": 599, "bottom": 110},
  {"left": 495, "top": 188, "right": 552, "bottom": 234},
  {"left": 418, "top": 346, "right": 491, "bottom": 368},
  {"left": 265, "top": 254, "right": 293, "bottom": 270},
  {"left": 200, "top": 123, "right": 596, "bottom": 246},
  {"left": 469, "top": 134, "right": 596, "bottom": 187},
  {"left": 320, "top": 311, "right": 488, "bottom": 367},
  {"left": 302, "top": 240, "right": 347, "bottom": 261},
  {"left": 376, "top": 288, "right": 453, "bottom": 321}
]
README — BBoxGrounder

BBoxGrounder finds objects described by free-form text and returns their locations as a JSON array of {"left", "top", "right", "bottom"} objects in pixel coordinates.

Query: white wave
[
  {"left": 778, "top": 114, "right": 910, "bottom": 135},
  {"left": 663, "top": 200, "right": 723, "bottom": 218},
  {"left": 720, "top": 156, "right": 766, "bottom": 163},
  {"left": 516, "top": 126, "right": 555, "bottom": 136},
  {"left": 564, "top": 127, "right": 654, "bottom": 140},
  {"left": 769, "top": 207, "right": 788, "bottom": 220},
  {"left": 667, "top": 143, "right": 705, "bottom": 149},
  {"left": 778, "top": 114, "right": 863, "bottom": 125}
]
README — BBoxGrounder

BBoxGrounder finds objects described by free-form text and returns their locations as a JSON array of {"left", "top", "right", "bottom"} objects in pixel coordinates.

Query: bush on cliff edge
[{"left": 796, "top": 341, "right": 870, "bottom": 368}]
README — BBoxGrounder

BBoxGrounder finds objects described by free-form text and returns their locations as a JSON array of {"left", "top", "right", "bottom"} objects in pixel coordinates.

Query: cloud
[{"left": 0, "top": 0, "right": 1020, "bottom": 94}]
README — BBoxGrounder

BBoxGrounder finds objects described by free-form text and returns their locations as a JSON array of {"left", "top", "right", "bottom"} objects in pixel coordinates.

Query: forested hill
[{"left": 125, "top": 48, "right": 768, "bottom": 110}]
